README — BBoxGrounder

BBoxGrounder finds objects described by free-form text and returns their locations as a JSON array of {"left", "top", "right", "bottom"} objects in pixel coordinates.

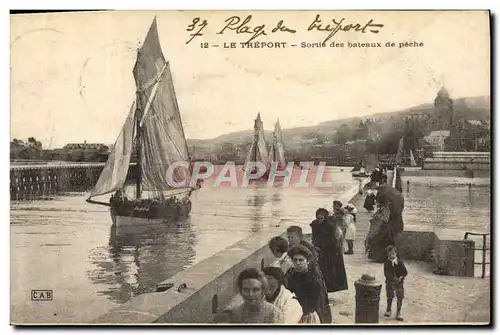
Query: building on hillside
[
  {"left": 424, "top": 130, "right": 450, "bottom": 151},
  {"left": 444, "top": 119, "right": 490, "bottom": 152},
  {"left": 63, "top": 141, "right": 109, "bottom": 151},
  {"left": 55, "top": 141, "right": 109, "bottom": 162},
  {"left": 432, "top": 87, "right": 454, "bottom": 130},
  {"left": 344, "top": 139, "right": 367, "bottom": 165}
]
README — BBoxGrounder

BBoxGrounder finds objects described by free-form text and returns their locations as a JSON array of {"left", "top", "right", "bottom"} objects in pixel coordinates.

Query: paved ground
[{"left": 327, "top": 195, "right": 490, "bottom": 325}]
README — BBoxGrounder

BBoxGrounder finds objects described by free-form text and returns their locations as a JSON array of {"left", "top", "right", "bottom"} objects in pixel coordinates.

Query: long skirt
[
  {"left": 318, "top": 245, "right": 348, "bottom": 293},
  {"left": 299, "top": 312, "right": 321, "bottom": 324},
  {"left": 367, "top": 224, "right": 394, "bottom": 262},
  {"left": 365, "top": 219, "right": 383, "bottom": 252},
  {"left": 311, "top": 263, "right": 332, "bottom": 323}
]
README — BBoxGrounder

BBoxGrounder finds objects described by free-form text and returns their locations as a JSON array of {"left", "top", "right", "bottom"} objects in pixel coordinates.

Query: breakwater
[
  {"left": 10, "top": 163, "right": 137, "bottom": 200},
  {"left": 423, "top": 152, "right": 490, "bottom": 171}
]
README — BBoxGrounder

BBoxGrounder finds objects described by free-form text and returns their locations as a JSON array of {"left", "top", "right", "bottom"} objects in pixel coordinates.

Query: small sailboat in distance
[
  {"left": 271, "top": 118, "right": 286, "bottom": 171},
  {"left": 86, "top": 18, "right": 198, "bottom": 226},
  {"left": 410, "top": 149, "right": 417, "bottom": 167},
  {"left": 243, "top": 113, "right": 270, "bottom": 180}
]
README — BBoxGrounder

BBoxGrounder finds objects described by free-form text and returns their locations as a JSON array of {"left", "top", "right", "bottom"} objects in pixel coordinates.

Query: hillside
[{"left": 187, "top": 95, "right": 490, "bottom": 149}]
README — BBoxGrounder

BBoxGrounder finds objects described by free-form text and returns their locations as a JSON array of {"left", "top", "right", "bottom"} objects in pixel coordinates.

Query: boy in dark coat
[{"left": 384, "top": 245, "right": 408, "bottom": 321}]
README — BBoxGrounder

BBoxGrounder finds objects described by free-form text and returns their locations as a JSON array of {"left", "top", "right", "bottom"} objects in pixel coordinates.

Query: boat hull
[{"left": 110, "top": 198, "right": 192, "bottom": 227}]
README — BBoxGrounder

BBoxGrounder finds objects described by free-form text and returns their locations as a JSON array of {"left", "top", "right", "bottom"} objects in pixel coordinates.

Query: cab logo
[{"left": 31, "top": 290, "right": 53, "bottom": 301}]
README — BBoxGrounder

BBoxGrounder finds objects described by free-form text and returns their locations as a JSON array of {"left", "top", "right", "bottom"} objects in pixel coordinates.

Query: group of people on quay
[{"left": 214, "top": 166, "right": 407, "bottom": 324}]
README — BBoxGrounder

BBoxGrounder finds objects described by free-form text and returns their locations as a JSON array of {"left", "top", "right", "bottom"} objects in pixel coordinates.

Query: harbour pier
[{"left": 10, "top": 163, "right": 137, "bottom": 201}]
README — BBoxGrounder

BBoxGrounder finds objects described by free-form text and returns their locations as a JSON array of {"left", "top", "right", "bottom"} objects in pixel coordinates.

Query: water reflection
[
  {"left": 247, "top": 185, "right": 268, "bottom": 232},
  {"left": 87, "top": 218, "right": 197, "bottom": 303},
  {"left": 271, "top": 187, "right": 283, "bottom": 221}
]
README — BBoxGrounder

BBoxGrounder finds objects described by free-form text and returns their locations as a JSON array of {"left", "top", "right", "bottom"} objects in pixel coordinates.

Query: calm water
[
  {"left": 10, "top": 166, "right": 357, "bottom": 323},
  {"left": 401, "top": 178, "right": 491, "bottom": 239}
]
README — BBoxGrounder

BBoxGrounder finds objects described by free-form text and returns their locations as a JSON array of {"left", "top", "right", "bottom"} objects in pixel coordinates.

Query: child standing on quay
[
  {"left": 363, "top": 189, "right": 376, "bottom": 212},
  {"left": 384, "top": 245, "right": 408, "bottom": 321},
  {"left": 345, "top": 203, "right": 357, "bottom": 223},
  {"left": 342, "top": 208, "right": 356, "bottom": 255}
]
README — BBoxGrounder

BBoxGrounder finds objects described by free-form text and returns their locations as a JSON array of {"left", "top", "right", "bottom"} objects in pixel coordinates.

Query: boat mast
[
  {"left": 135, "top": 51, "right": 142, "bottom": 199},
  {"left": 253, "top": 134, "right": 257, "bottom": 162},
  {"left": 273, "top": 137, "right": 276, "bottom": 162}
]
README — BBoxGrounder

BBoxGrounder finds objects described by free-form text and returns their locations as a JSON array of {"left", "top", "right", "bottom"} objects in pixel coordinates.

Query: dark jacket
[
  {"left": 286, "top": 270, "right": 321, "bottom": 315},
  {"left": 364, "top": 193, "right": 376, "bottom": 211},
  {"left": 311, "top": 218, "right": 337, "bottom": 248},
  {"left": 384, "top": 258, "right": 408, "bottom": 282}
]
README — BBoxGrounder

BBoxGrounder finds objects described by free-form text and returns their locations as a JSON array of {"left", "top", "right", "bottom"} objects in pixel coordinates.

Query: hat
[
  {"left": 315, "top": 208, "right": 329, "bottom": 217},
  {"left": 345, "top": 203, "right": 357, "bottom": 213},
  {"left": 262, "top": 267, "right": 285, "bottom": 286}
]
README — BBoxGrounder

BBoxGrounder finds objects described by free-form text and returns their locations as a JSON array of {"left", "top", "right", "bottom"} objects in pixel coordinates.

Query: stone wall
[
  {"left": 433, "top": 239, "right": 475, "bottom": 277},
  {"left": 403, "top": 169, "right": 490, "bottom": 178},
  {"left": 423, "top": 161, "right": 490, "bottom": 171},
  {"left": 396, "top": 231, "right": 436, "bottom": 261},
  {"left": 423, "top": 152, "right": 490, "bottom": 171},
  {"left": 396, "top": 231, "right": 475, "bottom": 277}
]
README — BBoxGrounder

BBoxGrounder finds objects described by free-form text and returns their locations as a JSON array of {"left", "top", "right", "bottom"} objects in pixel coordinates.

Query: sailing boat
[
  {"left": 86, "top": 18, "right": 197, "bottom": 226},
  {"left": 271, "top": 119, "right": 286, "bottom": 171},
  {"left": 409, "top": 150, "right": 417, "bottom": 167},
  {"left": 243, "top": 113, "right": 271, "bottom": 180}
]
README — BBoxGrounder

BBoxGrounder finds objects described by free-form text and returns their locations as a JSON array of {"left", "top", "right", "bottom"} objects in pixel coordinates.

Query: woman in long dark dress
[
  {"left": 367, "top": 177, "right": 405, "bottom": 262},
  {"left": 310, "top": 208, "right": 348, "bottom": 293},
  {"left": 286, "top": 226, "right": 332, "bottom": 323},
  {"left": 366, "top": 199, "right": 391, "bottom": 261},
  {"left": 285, "top": 245, "right": 322, "bottom": 324}
]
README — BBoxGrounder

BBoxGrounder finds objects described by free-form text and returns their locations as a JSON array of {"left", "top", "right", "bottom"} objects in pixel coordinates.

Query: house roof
[
  {"left": 426, "top": 130, "right": 450, "bottom": 137},
  {"left": 467, "top": 120, "right": 483, "bottom": 126}
]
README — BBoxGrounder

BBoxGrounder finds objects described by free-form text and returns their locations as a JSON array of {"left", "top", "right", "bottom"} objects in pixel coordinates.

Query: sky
[{"left": 10, "top": 10, "right": 490, "bottom": 149}]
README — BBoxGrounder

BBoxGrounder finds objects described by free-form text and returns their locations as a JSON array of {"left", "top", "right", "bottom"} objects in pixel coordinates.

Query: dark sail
[
  {"left": 133, "top": 18, "right": 192, "bottom": 192},
  {"left": 271, "top": 119, "right": 286, "bottom": 169},
  {"left": 244, "top": 113, "right": 270, "bottom": 169}
]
